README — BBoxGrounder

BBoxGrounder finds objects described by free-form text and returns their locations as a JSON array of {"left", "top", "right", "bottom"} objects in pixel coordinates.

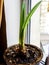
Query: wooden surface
[
  {"left": 0, "top": 60, "right": 6, "bottom": 65},
  {"left": 0, "top": 63, "right": 6, "bottom": 65},
  {"left": 0, "top": 61, "right": 6, "bottom": 65},
  {"left": 0, "top": 0, "right": 4, "bottom": 26},
  {"left": 0, "top": 2, "right": 7, "bottom": 65}
]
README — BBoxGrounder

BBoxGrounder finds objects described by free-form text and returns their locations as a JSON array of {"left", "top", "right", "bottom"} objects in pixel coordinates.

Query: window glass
[{"left": 40, "top": 0, "right": 49, "bottom": 34}]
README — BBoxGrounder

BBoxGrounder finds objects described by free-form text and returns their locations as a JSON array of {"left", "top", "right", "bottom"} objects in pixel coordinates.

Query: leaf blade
[
  {"left": 22, "top": 1, "right": 41, "bottom": 31},
  {"left": 19, "top": 2, "right": 26, "bottom": 45}
]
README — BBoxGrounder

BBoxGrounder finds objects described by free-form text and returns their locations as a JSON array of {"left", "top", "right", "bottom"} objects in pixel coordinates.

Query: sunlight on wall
[
  {"left": 30, "top": 0, "right": 40, "bottom": 48},
  {"left": 4, "top": 0, "right": 20, "bottom": 47},
  {"left": 45, "top": 12, "right": 49, "bottom": 33},
  {"left": 40, "top": 1, "right": 49, "bottom": 34}
]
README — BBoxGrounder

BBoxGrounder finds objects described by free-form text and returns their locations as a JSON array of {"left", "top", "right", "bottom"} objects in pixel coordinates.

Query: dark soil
[{"left": 4, "top": 44, "right": 43, "bottom": 64}]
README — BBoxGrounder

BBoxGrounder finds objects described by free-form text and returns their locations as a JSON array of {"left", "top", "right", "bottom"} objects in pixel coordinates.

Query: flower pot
[{"left": 3, "top": 44, "right": 43, "bottom": 65}]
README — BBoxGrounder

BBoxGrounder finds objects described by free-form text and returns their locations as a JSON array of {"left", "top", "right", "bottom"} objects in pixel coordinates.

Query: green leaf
[
  {"left": 19, "top": 2, "right": 26, "bottom": 45},
  {"left": 19, "top": 1, "right": 41, "bottom": 50},
  {"left": 22, "top": 1, "right": 41, "bottom": 31},
  {"left": 19, "top": 2, "right": 25, "bottom": 32}
]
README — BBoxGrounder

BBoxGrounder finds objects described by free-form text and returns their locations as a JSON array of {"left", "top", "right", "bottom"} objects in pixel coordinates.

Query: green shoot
[{"left": 19, "top": 1, "right": 41, "bottom": 50}]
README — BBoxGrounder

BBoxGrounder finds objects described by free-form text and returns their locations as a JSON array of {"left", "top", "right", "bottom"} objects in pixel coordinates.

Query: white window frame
[
  {"left": 30, "top": 0, "right": 40, "bottom": 47},
  {"left": 30, "top": 0, "right": 49, "bottom": 47},
  {"left": 40, "top": 0, "right": 49, "bottom": 44}
]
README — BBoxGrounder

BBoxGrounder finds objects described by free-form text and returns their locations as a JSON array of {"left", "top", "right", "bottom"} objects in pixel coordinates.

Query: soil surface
[{"left": 4, "top": 44, "right": 43, "bottom": 64}]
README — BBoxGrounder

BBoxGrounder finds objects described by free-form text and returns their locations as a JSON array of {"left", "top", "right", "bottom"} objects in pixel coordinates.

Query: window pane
[
  {"left": 40, "top": 1, "right": 49, "bottom": 34},
  {"left": 30, "top": 0, "right": 40, "bottom": 47}
]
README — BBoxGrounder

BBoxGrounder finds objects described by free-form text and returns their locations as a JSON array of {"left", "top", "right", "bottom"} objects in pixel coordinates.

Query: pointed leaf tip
[{"left": 22, "top": 1, "right": 41, "bottom": 31}]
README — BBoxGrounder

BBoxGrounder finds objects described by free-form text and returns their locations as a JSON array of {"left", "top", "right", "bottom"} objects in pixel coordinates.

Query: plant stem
[
  {"left": 19, "top": 30, "right": 24, "bottom": 50},
  {"left": 19, "top": 1, "right": 25, "bottom": 51}
]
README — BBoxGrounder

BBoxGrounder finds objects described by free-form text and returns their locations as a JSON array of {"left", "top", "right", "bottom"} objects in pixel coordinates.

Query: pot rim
[{"left": 3, "top": 44, "right": 43, "bottom": 65}]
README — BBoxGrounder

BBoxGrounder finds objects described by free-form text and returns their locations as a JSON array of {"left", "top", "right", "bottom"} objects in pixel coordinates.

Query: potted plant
[{"left": 4, "top": 1, "right": 43, "bottom": 65}]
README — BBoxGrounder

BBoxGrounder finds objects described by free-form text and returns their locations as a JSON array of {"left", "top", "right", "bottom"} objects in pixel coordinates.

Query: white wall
[
  {"left": 4, "top": 0, "right": 20, "bottom": 47},
  {"left": 30, "top": 0, "right": 40, "bottom": 47}
]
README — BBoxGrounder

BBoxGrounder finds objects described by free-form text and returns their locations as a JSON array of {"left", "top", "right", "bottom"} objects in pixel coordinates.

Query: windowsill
[{"left": 40, "top": 33, "right": 49, "bottom": 41}]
